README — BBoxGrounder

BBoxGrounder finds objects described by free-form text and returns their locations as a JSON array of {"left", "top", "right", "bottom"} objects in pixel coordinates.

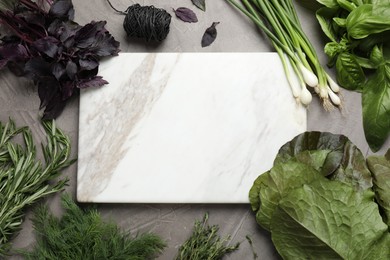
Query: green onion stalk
[{"left": 226, "top": 0, "right": 341, "bottom": 110}]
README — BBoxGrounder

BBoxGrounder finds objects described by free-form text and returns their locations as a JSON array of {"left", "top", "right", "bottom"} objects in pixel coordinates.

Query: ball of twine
[{"left": 124, "top": 4, "right": 171, "bottom": 42}]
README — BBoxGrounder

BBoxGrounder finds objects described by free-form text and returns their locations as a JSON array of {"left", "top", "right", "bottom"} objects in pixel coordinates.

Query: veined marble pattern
[{"left": 78, "top": 53, "right": 306, "bottom": 203}]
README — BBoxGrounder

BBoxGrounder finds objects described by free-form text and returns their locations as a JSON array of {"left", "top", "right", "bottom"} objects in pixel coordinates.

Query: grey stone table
[{"left": 1, "top": 0, "right": 388, "bottom": 259}]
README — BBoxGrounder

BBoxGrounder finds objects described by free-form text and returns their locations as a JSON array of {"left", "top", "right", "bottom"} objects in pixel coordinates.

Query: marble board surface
[{"left": 77, "top": 53, "right": 307, "bottom": 203}]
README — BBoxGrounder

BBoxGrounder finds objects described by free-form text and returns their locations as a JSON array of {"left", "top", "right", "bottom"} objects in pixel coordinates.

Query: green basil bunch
[{"left": 315, "top": 0, "right": 390, "bottom": 151}]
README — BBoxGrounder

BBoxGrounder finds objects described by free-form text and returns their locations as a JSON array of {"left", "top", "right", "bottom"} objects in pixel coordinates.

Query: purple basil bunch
[{"left": 0, "top": 0, "right": 120, "bottom": 119}]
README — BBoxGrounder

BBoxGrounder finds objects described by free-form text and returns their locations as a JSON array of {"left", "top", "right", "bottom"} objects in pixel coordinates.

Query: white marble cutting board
[{"left": 77, "top": 53, "right": 306, "bottom": 203}]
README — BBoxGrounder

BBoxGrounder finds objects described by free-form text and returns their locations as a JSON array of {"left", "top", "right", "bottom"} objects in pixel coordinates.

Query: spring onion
[{"left": 226, "top": 0, "right": 341, "bottom": 110}]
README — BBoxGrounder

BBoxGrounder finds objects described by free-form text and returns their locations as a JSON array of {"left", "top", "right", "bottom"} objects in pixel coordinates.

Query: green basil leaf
[
  {"left": 324, "top": 36, "right": 349, "bottom": 66},
  {"left": 271, "top": 179, "right": 390, "bottom": 259},
  {"left": 333, "top": 17, "right": 346, "bottom": 27},
  {"left": 362, "top": 61, "right": 390, "bottom": 151},
  {"left": 367, "top": 149, "right": 390, "bottom": 225},
  {"left": 346, "top": 4, "right": 390, "bottom": 39},
  {"left": 317, "top": 0, "right": 340, "bottom": 8},
  {"left": 316, "top": 7, "right": 340, "bottom": 41},
  {"left": 337, "top": 0, "right": 357, "bottom": 11},
  {"left": 355, "top": 55, "right": 377, "bottom": 69},
  {"left": 336, "top": 52, "right": 365, "bottom": 90}
]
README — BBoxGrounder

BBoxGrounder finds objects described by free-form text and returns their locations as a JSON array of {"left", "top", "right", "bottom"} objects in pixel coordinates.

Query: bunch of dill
[{"left": 21, "top": 194, "right": 166, "bottom": 259}]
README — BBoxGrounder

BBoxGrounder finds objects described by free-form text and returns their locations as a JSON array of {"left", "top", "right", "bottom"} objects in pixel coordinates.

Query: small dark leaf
[
  {"left": 74, "top": 21, "right": 105, "bottom": 49},
  {"left": 49, "top": 0, "right": 75, "bottom": 20},
  {"left": 7, "top": 61, "right": 25, "bottom": 76},
  {"left": 42, "top": 93, "right": 67, "bottom": 120},
  {"left": 79, "top": 59, "right": 98, "bottom": 70},
  {"left": 78, "top": 76, "right": 108, "bottom": 89},
  {"left": 25, "top": 58, "right": 52, "bottom": 79},
  {"left": 51, "top": 63, "right": 66, "bottom": 80},
  {"left": 0, "top": 44, "right": 29, "bottom": 60},
  {"left": 191, "top": 0, "right": 206, "bottom": 11},
  {"left": 37, "top": 77, "right": 60, "bottom": 109},
  {"left": 66, "top": 60, "right": 77, "bottom": 80},
  {"left": 0, "top": 59, "right": 8, "bottom": 70},
  {"left": 61, "top": 81, "right": 75, "bottom": 99},
  {"left": 31, "top": 37, "right": 60, "bottom": 58},
  {"left": 173, "top": 7, "right": 198, "bottom": 23},
  {"left": 85, "top": 32, "right": 120, "bottom": 57},
  {"left": 201, "top": 22, "right": 219, "bottom": 47}
]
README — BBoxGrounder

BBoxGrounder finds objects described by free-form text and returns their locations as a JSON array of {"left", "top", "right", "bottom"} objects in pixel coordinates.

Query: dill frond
[{"left": 21, "top": 194, "right": 166, "bottom": 260}]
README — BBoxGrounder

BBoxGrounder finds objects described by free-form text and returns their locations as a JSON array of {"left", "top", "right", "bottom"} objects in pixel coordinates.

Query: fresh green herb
[
  {"left": 249, "top": 131, "right": 390, "bottom": 259},
  {"left": 312, "top": 0, "right": 390, "bottom": 151},
  {"left": 21, "top": 193, "right": 166, "bottom": 259},
  {"left": 175, "top": 213, "right": 240, "bottom": 260},
  {"left": 226, "top": 0, "right": 342, "bottom": 109},
  {"left": 0, "top": 119, "right": 75, "bottom": 257}
]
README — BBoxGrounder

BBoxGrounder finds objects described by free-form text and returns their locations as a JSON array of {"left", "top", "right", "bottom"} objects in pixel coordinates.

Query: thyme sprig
[
  {"left": 176, "top": 213, "right": 240, "bottom": 260},
  {"left": 0, "top": 119, "right": 75, "bottom": 257}
]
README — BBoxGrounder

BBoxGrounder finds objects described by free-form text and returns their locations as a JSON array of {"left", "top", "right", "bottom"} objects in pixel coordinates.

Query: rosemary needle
[{"left": 0, "top": 119, "right": 75, "bottom": 257}]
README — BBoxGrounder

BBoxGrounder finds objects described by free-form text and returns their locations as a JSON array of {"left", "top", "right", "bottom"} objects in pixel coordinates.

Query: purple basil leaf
[
  {"left": 51, "top": 63, "right": 66, "bottom": 80},
  {"left": 66, "top": 60, "right": 77, "bottom": 79},
  {"left": 173, "top": 7, "right": 198, "bottom": 23},
  {"left": 18, "top": 11, "right": 45, "bottom": 29},
  {"left": 191, "top": 0, "right": 206, "bottom": 11},
  {"left": 0, "top": 59, "right": 8, "bottom": 70},
  {"left": 79, "top": 59, "right": 98, "bottom": 70},
  {"left": 74, "top": 21, "right": 104, "bottom": 49},
  {"left": 25, "top": 58, "right": 52, "bottom": 79},
  {"left": 61, "top": 80, "right": 75, "bottom": 99},
  {"left": 0, "top": 44, "right": 29, "bottom": 60},
  {"left": 42, "top": 93, "right": 67, "bottom": 120},
  {"left": 78, "top": 76, "right": 108, "bottom": 89},
  {"left": 201, "top": 22, "right": 220, "bottom": 47},
  {"left": 49, "top": 0, "right": 75, "bottom": 20},
  {"left": 78, "top": 66, "right": 98, "bottom": 80},
  {"left": 37, "top": 77, "right": 60, "bottom": 109},
  {"left": 31, "top": 37, "right": 60, "bottom": 58},
  {"left": 7, "top": 61, "right": 25, "bottom": 76},
  {"left": 86, "top": 33, "right": 120, "bottom": 57}
]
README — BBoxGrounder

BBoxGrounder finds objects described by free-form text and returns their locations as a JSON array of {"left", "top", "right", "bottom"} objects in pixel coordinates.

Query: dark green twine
[{"left": 106, "top": 0, "right": 171, "bottom": 42}]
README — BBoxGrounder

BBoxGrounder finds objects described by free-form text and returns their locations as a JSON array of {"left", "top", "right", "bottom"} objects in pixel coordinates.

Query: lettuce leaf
[
  {"left": 271, "top": 179, "right": 390, "bottom": 259},
  {"left": 249, "top": 132, "right": 390, "bottom": 258},
  {"left": 367, "top": 149, "right": 390, "bottom": 225}
]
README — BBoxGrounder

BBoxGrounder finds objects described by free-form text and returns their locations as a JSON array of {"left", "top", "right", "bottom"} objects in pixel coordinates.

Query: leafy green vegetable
[
  {"left": 249, "top": 131, "right": 390, "bottom": 259},
  {"left": 271, "top": 179, "right": 390, "bottom": 259},
  {"left": 21, "top": 194, "right": 166, "bottom": 259},
  {"left": 367, "top": 149, "right": 390, "bottom": 225},
  {"left": 312, "top": 0, "right": 390, "bottom": 151},
  {"left": 175, "top": 213, "right": 239, "bottom": 260},
  {"left": 0, "top": 119, "right": 75, "bottom": 257},
  {"left": 249, "top": 160, "right": 322, "bottom": 231},
  {"left": 275, "top": 131, "right": 373, "bottom": 191}
]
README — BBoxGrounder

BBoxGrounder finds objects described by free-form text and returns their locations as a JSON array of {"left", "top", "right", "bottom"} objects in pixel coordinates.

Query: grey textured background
[{"left": 1, "top": 0, "right": 389, "bottom": 259}]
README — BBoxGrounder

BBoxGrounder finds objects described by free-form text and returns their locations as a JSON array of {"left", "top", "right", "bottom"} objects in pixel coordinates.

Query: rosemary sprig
[
  {"left": 176, "top": 213, "right": 240, "bottom": 260},
  {"left": 21, "top": 194, "right": 166, "bottom": 259},
  {"left": 0, "top": 119, "right": 75, "bottom": 257}
]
